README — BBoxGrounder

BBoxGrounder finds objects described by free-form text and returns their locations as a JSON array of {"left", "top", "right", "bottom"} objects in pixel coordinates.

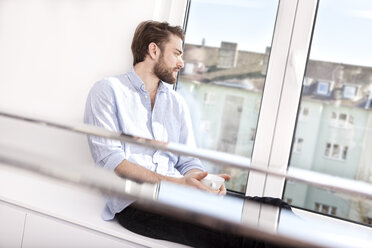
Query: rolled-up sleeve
[
  {"left": 84, "top": 80, "right": 125, "bottom": 171},
  {"left": 175, "top": 97, "right": 205, "bottom": 175}
]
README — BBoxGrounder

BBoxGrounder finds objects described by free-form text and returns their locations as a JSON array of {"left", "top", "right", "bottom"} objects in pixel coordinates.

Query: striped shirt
[{"left": 84, "top": 68, "right": 204, "bottom": 220}]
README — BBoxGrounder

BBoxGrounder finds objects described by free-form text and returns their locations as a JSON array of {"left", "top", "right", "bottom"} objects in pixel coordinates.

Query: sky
[{"left": 185, "top": 0, "right": 372, "bottom": 67}]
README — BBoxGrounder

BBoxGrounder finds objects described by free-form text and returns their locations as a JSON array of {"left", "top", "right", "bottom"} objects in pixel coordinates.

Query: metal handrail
[{"left": 1, "top": 109, "right": 372, "bottom": 200}]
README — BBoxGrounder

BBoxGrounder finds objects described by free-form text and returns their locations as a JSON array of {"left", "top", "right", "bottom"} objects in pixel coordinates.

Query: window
[
  {"left": 330, "top": 112, "right": 354, "bottom": 128},
  {"left": 183, "top": 63, "right": 195, "bottom": 75},
  {"left": 324, "top": 143, "right": 348, "bottom": 160},
  {"left": 364, "top": 217, "right": 372, "bottom": 225},
  {"left": 365, "top": 92, "right": 372, "bottom": 109},
  {"left": 299, "top": 106, "right": 309, "bottom": 121},
  {"left": 249, "top": 128, "right": 256, "bottom": 143},
  {"left": 283, "top": 0, "right": 372, "bottom": 225},
  {"left": 317, "top": 81, "right": 332, "bottom": 95},
  {"left": 284, "top": 198, "right": 293, "bottom": 205},
  {"left": 343, "top": 85, "right": 358, "bottom": 99},
  {"left": 177, "top": 0, "right": 279, "bottom": 193},
  {"left": 303, "top": 77, "right": 313, "bottom": 86},
  {"left": 293, "top": 137, "right": 304, "bottom": 153},
  {"left": 366, "top": 99, "right": 372, "bottom": 109},
  {"left": 303, "top": 108, "right": 309, "bottom": 116},
  {"left": 315, "top": 203, "right": 337, "bottom": 216}
]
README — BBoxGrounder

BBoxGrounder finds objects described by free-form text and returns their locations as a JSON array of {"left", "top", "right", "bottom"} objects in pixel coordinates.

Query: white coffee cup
[{"left": 201, "top": 174, "right": 225, "bottom": 191}]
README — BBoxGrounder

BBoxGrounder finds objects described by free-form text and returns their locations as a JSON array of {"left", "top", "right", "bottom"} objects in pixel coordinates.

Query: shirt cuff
[
  {"left": 178, "top": 161, "right": 206, "bottom": 175},
  {"left": 103, "top": 152, "right": 126, "bottom": 171}
]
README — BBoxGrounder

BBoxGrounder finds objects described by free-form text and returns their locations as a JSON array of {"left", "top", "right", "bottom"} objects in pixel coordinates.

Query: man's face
[{"left": 153, "top": 34, "right": 184, "bottom": 84}]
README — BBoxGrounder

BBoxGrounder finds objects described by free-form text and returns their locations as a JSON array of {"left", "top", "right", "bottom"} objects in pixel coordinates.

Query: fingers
[
  {"left": 190, "top": 178, "right": 221, "bottom": 194},
  {"left": 190, "top": 171, "right": 208, "bottom": 180},
  {"left": 217, "top": 183, "right": 227, "bottom": 195},
  {"left": 183, "top": 172, "right": 229, "bottom": 195},
  {"left": 197, "top": 183, "right": 217, "bottom": 193},
  {"left": 218, "top": 174, "right": 231, "bottom": 181}
]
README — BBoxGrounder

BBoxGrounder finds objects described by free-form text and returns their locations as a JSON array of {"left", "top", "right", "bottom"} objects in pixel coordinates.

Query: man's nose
[{"left": 177, "top": 58, "right": 184, "bottom": 69}]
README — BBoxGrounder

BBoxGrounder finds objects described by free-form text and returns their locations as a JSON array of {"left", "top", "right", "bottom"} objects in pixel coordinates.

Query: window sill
[{"left": 0, "top": 165, "right": 188, "bottom": 248}]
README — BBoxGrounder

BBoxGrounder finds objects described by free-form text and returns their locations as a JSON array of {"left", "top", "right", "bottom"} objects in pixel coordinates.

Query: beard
[{"left": 153, "top": 55, "right": 178, "bottom": 85}]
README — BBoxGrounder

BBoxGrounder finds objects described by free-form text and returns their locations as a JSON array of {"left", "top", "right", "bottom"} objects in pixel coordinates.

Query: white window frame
[
  {"left": 261, "top": 0, "right": 319, "bottom": 198},
  {"left": 242, "top": 0, "right": 301, "bottom": 197}
]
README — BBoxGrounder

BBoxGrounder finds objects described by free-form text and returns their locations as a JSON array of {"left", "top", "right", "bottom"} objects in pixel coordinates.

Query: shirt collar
[
  {"left": 127, "top": 68, "right": 145, "bottom": 91},
  {"left": 128, "top": 68, "right": 170, "bottom": 93},
  {"left": 158, "top": 80, "right": 170, "bottom": 93}
]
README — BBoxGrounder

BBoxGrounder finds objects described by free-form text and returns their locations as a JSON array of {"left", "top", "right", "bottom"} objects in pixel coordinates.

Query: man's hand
[
  {"left": 175, "top": 170, "right": 231, "bottom": 195},
  {"left": 216, "top": 174, "right": 231, "bottom": 195},
  {"left": 177, "top": 170, "right": 213, "bottom": 192}
]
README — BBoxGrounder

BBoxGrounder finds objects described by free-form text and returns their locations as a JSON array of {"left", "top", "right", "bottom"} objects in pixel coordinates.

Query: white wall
[
  {"left": 0, "top": 0, "right": 187, "bottom": 166},
  {"left": 0, "top": 0, "right": 157, "bottom": 121}
]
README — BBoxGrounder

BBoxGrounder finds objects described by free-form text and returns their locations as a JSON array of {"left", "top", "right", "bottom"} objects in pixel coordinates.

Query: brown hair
[{"left": 131, "top": 21, "right": 185, "bottom": 66}]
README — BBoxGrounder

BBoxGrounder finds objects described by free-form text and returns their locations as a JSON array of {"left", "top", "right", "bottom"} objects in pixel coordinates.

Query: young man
[
  {"left": 84, "top": 21, "right": 288, "bottom": 248},
  {"left": 84, "top": 21, "right": 236, "bottom": 246}
]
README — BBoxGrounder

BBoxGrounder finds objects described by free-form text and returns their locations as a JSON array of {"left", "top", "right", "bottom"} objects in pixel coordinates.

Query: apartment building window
[
  {"left": 315, "top": 202, "right": 337, "bottom": 215},
  {"left": 343, "top": 85, "right": 358, "bottom": 99},
  {"left": 324, "top": 143, "right": 348, "bottom": 160},
  {"left": 293, "top": 137, "right": 304, "bottom": 153},
  {"left": 317, "top": 81, "right": 332, "bottom": 95},
  {"left": 249, "top": 128, "right": 256, "bottom": 143},
  {"left": 366, "top": 98, "right": 372, "bottom": 109},
  {"left": 303, "top": 77, "right": 313, "bottom": 86},
  {"left": 183, "top": 63, "right": 195, "bottom": 75},
  {"left": 331, "top": 112, "right": 354, "bottom": 128},
  {"left": 299, "top": 106, "right": 309, "bottom": 121},
  {"left": 364, "top": 217, "right": 372, "bottom": 225},
  {"left": 365, "top": 92, "right": 372, "bottom": 109},
  {"left": 284, "top": 198, "right": 293, "bottom": 205}
]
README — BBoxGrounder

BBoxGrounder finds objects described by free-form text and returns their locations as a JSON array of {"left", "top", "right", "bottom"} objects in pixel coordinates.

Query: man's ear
[{"left": 148, "top": 42, "right": 159, "bottom": 60}]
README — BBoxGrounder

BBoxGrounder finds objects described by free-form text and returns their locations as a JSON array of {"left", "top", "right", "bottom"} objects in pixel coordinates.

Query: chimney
[{"left": 217, "top": 41, "right": 238, "bottom": 69}]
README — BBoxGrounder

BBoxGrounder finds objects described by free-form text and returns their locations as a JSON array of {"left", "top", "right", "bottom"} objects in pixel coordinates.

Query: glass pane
[
  {"left": 296, "top": 138, "right": 303, "bottom": 153},
  {"left": 332, "top": 144, "right": 340, "bottom": 159},
  {"left": 177, "top": 0, "right": 279, "bottom": 193},
  {"left": 325, "top": 143, "right": 331, "bottom": 157},
  {"left": 284, "top": 0, "right": 372, "bottom": 224}
]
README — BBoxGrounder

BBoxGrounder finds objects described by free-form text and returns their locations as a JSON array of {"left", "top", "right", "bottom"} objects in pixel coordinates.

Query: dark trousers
[{"left": 116, "top": 197, "right": 291, "bottom": 248}]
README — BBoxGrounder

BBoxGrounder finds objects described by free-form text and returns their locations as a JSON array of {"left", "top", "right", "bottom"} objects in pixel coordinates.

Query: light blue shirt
[{"left": 84, "top": 68, "right": 204, "bottom": 220}]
